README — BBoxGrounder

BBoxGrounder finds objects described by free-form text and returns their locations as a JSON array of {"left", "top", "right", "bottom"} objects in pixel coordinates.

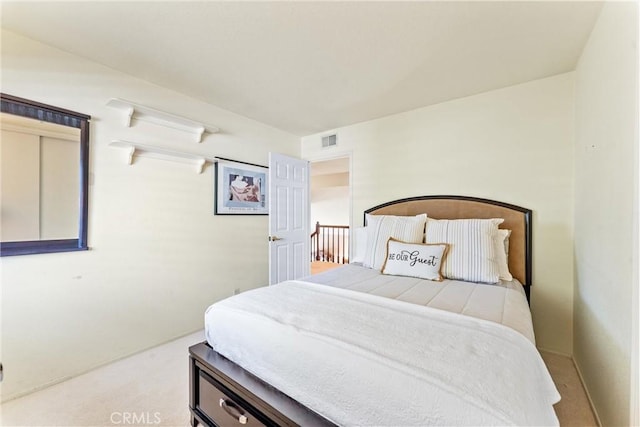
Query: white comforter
[
  {"left": 303, "top": 263, "right": 535, "bottom": 343},
  {"left": 205, "top": 281, "right": 560, "bottom": 426}
]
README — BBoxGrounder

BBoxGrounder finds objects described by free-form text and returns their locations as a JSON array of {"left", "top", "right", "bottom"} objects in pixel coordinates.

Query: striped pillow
[
  {"left": 495, "top": 229, "right": 513, "bottom": 281},
  {"left": 425, "top": 218, "right": 503, "bottom": 284},
  {"left": 363, "top": 213, "right": 427, "bottom": 270}
]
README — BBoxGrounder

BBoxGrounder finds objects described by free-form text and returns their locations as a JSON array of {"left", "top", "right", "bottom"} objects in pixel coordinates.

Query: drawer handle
[{"left": 219, "top": 398, "right": 248, "bottom": 425}]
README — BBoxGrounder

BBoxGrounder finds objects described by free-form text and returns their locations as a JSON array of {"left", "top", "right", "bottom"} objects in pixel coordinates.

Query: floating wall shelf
[
  {"left": 110, "top": 140, "right": 216, "bottom": 174},
  {"left": 106, "top": 98, "right": 219, "bottom": 143}
]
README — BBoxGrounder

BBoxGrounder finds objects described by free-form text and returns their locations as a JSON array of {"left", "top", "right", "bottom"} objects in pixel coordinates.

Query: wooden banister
[{"left": 310, "top": 223, "right": 349, "bottom": 264}]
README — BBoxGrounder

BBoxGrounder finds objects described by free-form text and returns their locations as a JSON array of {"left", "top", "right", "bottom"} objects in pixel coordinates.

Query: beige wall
[
  {"left": 0, "top": 30, "right": 299, "bottom": 401},
  {"left": 302, "top": 73, "right": 576, "bottom": 354},
  {"left": 311, "top": 172, "right": 350, "bottom": 226},
  {"left": 573, "top": 3, "right": 638, "bottom": 425}
]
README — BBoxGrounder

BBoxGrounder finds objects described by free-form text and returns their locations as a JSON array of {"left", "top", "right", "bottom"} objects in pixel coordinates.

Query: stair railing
[{"left": 310, "top": 222, "right": 349, "bottom": 264}]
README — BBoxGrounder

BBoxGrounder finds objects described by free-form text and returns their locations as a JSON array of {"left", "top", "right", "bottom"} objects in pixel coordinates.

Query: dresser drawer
[
  {"left": 190, "top": 344, "right": 335, "bottom": 427},
  {"left": 198, "top": 370, "right": 267, "bottom": 427}
]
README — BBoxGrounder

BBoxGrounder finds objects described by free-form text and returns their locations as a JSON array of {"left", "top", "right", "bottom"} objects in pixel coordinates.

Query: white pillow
[
  {"left": 382, "top": 238, "right": 449, "bottom": 281},
  {"left": 350, "top": 226, "right": 368, "bottom": 264},
  {"left": 364, "top": 213, "right": 427, "bottom": 270},
  {"left": 425, "top": 218, "right": 503, "bottom": 284},
  {"left": 495, "top": 229, "right": 513, "bottom": 281}
]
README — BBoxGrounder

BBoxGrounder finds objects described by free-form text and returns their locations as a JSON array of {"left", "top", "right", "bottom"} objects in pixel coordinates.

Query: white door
[{"left": 269, "top": 153, "right": 310, "bottom": 285}]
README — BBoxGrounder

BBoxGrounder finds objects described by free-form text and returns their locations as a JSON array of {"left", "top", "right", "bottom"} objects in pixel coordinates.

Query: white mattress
[
  {"left": 205, "top": 280, "right": 559, "bottom": 426},
  {"left": 303, "top": 263, "right": 535, "bottom": 343}
]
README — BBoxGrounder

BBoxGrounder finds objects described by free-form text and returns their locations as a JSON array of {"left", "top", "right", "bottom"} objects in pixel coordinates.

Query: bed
[{"left": 189, "top": 195, "right": 559, "bottom": 426}]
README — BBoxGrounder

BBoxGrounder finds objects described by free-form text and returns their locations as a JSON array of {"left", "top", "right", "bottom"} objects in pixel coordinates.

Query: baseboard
[
  {"left": 536, "top": 346, "right": 572, "bottom": 358},
  {"left": 536, "top": 347, "right": 603, "bottom": 426},
  {"left": 1, "top": 328, "right": 204, "bottom": 403},
  {"left": 572, "top": 357, "right": 603, "bottom": 427}
]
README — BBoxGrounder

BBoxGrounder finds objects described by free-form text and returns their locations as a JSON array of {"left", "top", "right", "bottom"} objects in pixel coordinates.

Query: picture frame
[{"left": 214, "top": 158, "right": 268, "bottom": 215}]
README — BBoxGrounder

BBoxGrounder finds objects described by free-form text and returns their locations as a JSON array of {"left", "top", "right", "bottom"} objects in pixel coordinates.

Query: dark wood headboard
[{"left": 364, "top": 195, "right": 532, "bottom": 301}]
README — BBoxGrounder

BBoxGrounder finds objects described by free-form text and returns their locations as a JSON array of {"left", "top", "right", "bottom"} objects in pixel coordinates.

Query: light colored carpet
[
  {"left": 541, "top": 351, "right": 599, "bottom": 426},
  {"left": 1, "top": 331, "right": 597, "bottom": 426},
  {"left": 1, "top": 331, "right": 204, "bottom": 427}
]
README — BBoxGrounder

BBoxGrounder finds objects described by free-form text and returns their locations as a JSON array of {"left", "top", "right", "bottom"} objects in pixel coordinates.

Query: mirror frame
[{"left": 0, "top": 93, "right": 90, "bottom": 256}]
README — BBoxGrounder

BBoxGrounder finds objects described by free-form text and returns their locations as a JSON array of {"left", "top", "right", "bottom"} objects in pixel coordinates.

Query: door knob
[{"left": 269, "top": 236, "right": 283, "bottom": 241}]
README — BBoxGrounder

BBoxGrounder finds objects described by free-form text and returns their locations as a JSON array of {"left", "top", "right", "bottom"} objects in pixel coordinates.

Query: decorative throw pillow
[
  {"left": 495, "top": 229, "right": 513, "bottom": 281},
  {"left": 425, "top": 218, "right": 503, "bottom": 284},
  {"left": 382, "top": 238, "right": 449, "bottom": 281},
  {"left": 350, "top": 226, "right": 368, "bottom": 264},
  {"left": 363, "top": 213, "right": 427, "bottom": 270}
]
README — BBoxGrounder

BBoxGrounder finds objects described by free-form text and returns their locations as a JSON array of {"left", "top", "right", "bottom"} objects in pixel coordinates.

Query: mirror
[{"left": 0, "top": 93, "right": 90, "bottom": 256}]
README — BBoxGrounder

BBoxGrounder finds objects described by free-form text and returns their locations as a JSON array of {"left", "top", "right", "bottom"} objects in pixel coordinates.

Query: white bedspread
[
  {"left": 205, "top": 281, "right": 560, "bottom": 426},
  {"left": 303, "top": 263, "right": 535, "bottom": 343}
]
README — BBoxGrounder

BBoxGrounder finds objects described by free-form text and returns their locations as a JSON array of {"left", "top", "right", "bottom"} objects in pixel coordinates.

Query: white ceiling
[{"left": 1, "top": 1, "right": 602, "bottom": 137}]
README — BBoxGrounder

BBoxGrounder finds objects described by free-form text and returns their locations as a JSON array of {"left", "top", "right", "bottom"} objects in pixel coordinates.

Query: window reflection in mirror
[{"left": 0, "top": 94, "right": 90, "bottom": 256}]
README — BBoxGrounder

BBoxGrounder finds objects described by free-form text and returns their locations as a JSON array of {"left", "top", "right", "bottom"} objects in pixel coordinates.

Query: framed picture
[{"left": 214, "top": 158, "right": 268, "bottom": 215}]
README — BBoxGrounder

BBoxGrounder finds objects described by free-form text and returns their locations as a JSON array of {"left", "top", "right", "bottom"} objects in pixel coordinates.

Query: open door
[{"left": 268, "top": 153, "right": 310, "bottom": 285}]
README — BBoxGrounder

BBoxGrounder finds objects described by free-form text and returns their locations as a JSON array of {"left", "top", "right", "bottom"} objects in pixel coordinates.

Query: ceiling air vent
[{"left": 321, "top": 134, "right": 337, "bottom": 148}]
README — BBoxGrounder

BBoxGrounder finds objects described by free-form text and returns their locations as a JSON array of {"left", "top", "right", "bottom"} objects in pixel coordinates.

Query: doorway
[{"left": 309, "top": 156, "right": 351, "bottom": 275}]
